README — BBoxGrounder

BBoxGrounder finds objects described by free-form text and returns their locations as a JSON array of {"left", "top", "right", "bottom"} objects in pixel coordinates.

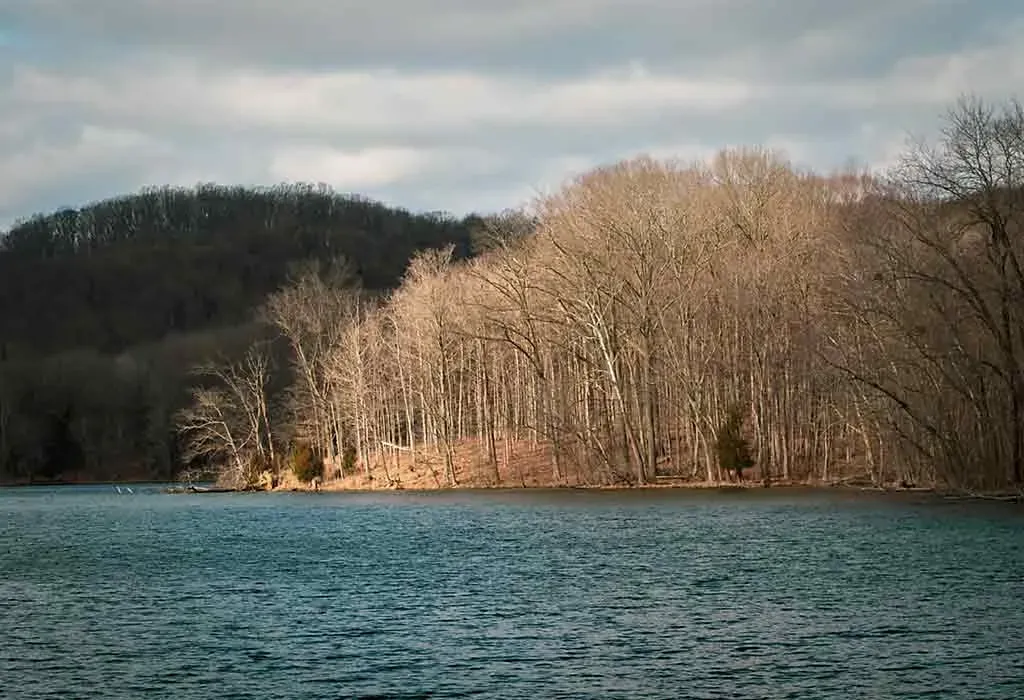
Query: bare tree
[
  {"left": 240, "top": 99, "right": 1023, "bottom": 494},
  {"left": 262, "top": 258, "right": 357, "bottom": 465},
  {"left": 391, "top": 245, "right": 464, "bottom": 486},
  {"left": 175, "top": 343, "right": 275, "bottom": 488},
  {"left": 830, "top": 96, "right": 1024, "bottom": 490}
]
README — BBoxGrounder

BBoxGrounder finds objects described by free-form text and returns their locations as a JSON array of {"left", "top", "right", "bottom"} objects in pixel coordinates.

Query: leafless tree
[
  {"left": 272, "top": 98, "right": 1023, "bottom": 495},
  {"left": 831, "top": 97, "right": 1024, "bottom": 490},
  {"left": 262, "top": 258, "right": 358, "bottom": 465},
  {"left": 175, "top": 343, "right": 274, "bottom": 488}
]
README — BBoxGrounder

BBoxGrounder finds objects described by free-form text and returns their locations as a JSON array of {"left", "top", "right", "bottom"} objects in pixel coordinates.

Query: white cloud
[
  {"left": 270, "top": 147, "right": 439, "bottom": 188},
  {"left": 882, "top": 30, "right": 1024, "bottom": 107},
  {"left": 0, "top": 125, "right": 170, "bottom": 211},
  {"left": 10, "top": 62, "right": 757, "bottom": 136}
]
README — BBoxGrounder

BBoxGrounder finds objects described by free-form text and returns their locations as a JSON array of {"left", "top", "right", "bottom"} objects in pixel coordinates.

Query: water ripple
[{"left": 1, "top": 486, "right": 1022, "bottom": 699}]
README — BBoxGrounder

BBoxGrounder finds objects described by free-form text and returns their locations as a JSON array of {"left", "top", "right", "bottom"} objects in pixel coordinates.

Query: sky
[{"left": 1, "top": 0, "right": 1023, "bottom": 229}]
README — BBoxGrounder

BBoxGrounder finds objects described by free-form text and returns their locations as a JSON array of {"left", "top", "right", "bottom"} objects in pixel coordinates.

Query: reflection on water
[{"left": 1, "top": 486, "right": 1022, "bottom": 699}]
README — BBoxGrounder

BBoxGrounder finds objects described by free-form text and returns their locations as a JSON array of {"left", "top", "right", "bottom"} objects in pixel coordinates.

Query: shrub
[
  {"left": 715, "top": 406, "right": 755, "bottom": 481},
  {"left": 290, "top": 442, "right": 323, "bottom": 483},
  {"left": 244, "top": 452, "right": 272, "bottom": 489}
]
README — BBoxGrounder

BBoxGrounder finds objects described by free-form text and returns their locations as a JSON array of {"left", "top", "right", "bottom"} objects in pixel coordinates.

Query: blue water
[{"left": 1, "top": 486, "right": 1022, "bottom": 699}]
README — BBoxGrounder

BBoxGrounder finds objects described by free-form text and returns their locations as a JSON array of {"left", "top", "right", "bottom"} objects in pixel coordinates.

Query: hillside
[
  {"left": 0, "top": 184, "right": 479, "bottom": 358},
  {"left": 0, "top": 184, "right": 487, "bottom": 482}
]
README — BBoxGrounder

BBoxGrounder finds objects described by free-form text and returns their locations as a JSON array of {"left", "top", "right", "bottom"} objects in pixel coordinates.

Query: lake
[{"left": 1, "top": 486, "right": 1022, "bottom": 699}]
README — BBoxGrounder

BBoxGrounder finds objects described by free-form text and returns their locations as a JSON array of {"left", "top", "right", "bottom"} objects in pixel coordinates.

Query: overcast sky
[{"left": 1, "top": 1, "right": 1022, "bottom": 228}]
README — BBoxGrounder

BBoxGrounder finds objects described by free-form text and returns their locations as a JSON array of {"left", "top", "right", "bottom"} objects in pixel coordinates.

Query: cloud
[
  {"left": 0, "top": 126, "right": 169, "bottom": 211},
  {"left": 269, "top": 147, "right": 431, "bottom": 188},
  {"left": 0, "top": 0, "right": 1022, "bottom": 228},
  {"left": 1, "top": 1, "right": 983, "bottom": 74},
  {"left": 267, "top": 146, "right": 503, "bottom": 189},
  {"left": 0, "top": 1, "right": 721, "bottom": 67},
  {"left": 9, "top": 62, "right": 756, "bottom": 135}
]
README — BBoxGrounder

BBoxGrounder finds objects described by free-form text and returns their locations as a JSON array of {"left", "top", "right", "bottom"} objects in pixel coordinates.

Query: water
[{"left": 1, "top": 486, "right": 1022, "bottom": 699}]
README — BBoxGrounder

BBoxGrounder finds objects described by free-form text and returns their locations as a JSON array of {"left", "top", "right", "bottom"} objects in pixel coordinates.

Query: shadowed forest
[
  {"left": 0, "top": 186, "right": 479, "bottom": 481},
  {"left": 2, "top": 97, "right": 1023, "bottom": 493}
]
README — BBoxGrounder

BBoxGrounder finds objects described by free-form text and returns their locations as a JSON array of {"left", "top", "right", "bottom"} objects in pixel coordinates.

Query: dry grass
[
  {"left": 315, "top": 438, "right": 561, "bottom": 491},
  {"left": 271, "top": 436, "right": 804, "bottom": 492}
]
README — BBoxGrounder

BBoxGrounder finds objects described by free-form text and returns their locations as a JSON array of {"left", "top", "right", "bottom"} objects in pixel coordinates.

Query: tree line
[{"left": 178, "top": 98, "right": 1024, "bottom": 494}]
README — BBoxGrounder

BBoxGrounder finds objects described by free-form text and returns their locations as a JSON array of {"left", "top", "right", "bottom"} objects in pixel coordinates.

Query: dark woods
[
  {"left": 2, "top": 97, "right": 1023, "bottom": 493},
  {"left": 0, "top": 184, "right": 479, "bottom": 482}
]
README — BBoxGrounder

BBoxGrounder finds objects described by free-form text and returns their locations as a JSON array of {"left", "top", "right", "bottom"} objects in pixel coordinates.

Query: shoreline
[
  {"left": 252, "top": 480, "right": 1023, "bottom": 504},
  {"left": 4, "top": 478, "right": 1019, "bottom": 504},
  {"left": 0, "top": 478, "right": 175, "bottom": 488}
]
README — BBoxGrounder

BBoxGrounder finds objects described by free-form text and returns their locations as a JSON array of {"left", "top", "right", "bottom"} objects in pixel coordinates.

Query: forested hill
[
  {"left": 0, "top": 184, "right": 485, "bottom": 483},
  {"left": 0, "top": 184, "right": 477, "bottom": 358}
]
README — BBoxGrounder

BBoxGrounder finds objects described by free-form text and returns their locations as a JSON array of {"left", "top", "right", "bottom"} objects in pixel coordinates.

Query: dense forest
[
  {"left": 4, "top": 97, "right": 1023, "bottom": 494},
  {"left": 0, "top": 185, "right": 481, "bottom": 481}
]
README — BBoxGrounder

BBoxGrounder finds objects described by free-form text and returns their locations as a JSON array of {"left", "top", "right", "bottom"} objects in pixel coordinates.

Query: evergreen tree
[{"left": 715, "top": 406, "right": 754, "bottom": 481}]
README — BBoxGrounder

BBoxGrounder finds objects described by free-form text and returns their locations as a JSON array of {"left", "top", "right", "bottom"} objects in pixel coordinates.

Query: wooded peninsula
[{"left": 2, "top": 97, "right": 1023, "bottom": 496}]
